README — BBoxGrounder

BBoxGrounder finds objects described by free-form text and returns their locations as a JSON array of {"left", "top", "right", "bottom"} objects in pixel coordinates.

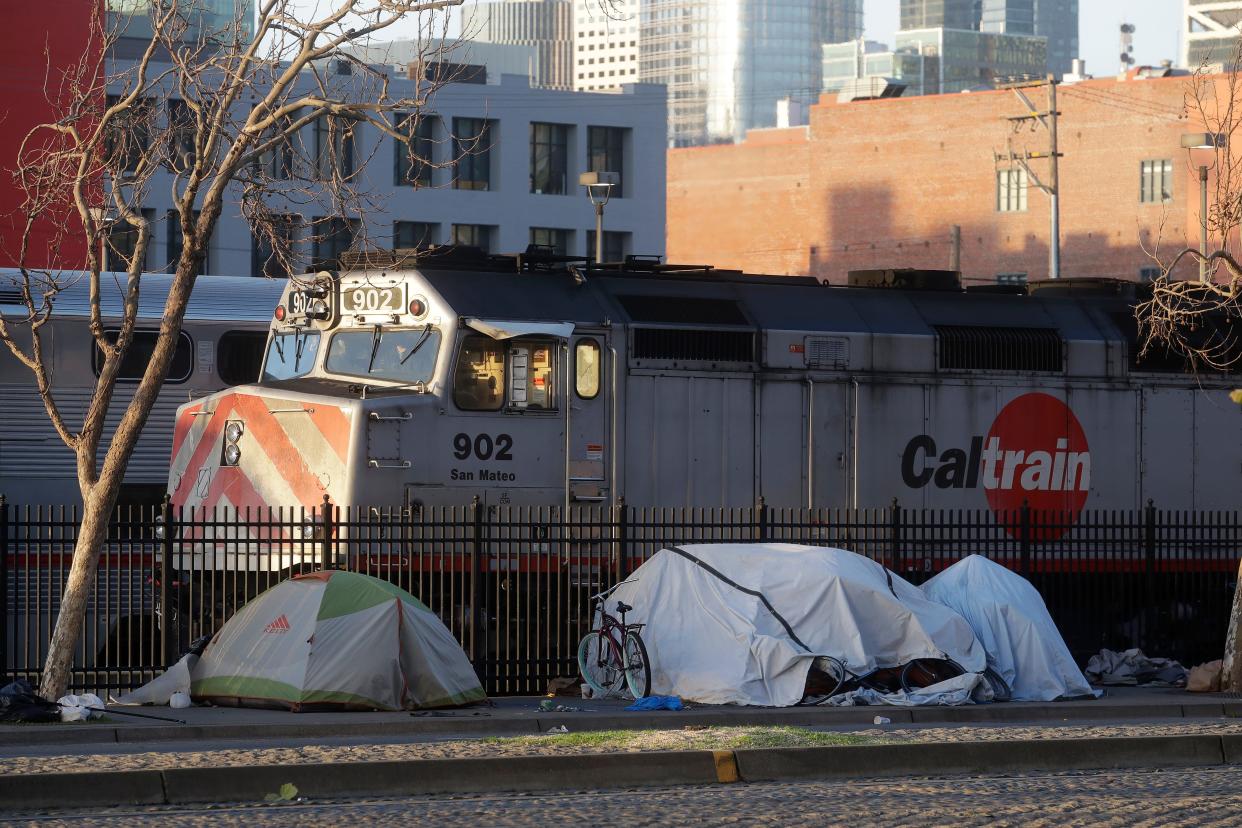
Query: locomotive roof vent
[
  {"left": 1027, "top": 277, "right": 1137, "bottom": 299},
  {"left": 847, "top": 269, "right": 962, "bottom": 291},
  {"left": 617, "top": 294, "right": 750, "bottom": 326},
  {"left": 935, "top": 325, "right": 1064, "bottom": 372}
]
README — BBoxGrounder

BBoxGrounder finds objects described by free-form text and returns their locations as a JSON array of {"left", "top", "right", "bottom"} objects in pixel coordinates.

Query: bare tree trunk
[
  {"left": 37, "top": 487, "right": 116, "bottom": 700},
  {"left": 1223, "top": 558, "right": 1242, "bottom": 692}
]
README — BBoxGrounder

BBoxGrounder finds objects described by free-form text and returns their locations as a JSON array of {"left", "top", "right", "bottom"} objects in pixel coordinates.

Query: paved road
[{"left": 10, "top": 766, "right": 1242, "bottom": 827}]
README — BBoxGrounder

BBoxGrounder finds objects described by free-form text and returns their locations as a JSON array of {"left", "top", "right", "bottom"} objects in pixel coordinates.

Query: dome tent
[{"left": 191, "top": 571, "right": 485, "bottom": 711}]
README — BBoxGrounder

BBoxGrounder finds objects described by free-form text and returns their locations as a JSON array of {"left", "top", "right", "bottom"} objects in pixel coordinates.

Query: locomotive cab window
[
  {"left": 575, "top": 338, "right": 600, "bottom": 399},
  {"left": 508, "top": 340, "right": 556, "bottom": 411},
  {"left": 93, "top": 330, "right": 194, "bottom": 383},
  {"left": 453, "top": 335, "right": 560, "bottom": 412},
  {"left": 454, "top": 335, "right": 505, "bottom": 410},
  {"left": 217, "top": 330, "right": 268, "bottom": 385}
]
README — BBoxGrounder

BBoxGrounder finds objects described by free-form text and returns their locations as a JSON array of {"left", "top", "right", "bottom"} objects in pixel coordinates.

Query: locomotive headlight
[
  {"left": 223, "top": 444, "right": 242, "bottom": 466},
  {"left": 224, "top": 421, "right": 244, "bottom": 444}
]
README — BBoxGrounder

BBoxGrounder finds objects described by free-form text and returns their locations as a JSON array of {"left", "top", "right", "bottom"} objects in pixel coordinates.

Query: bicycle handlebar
[{"left": 590, "top": 578, "right": 638, "bottom": 602}]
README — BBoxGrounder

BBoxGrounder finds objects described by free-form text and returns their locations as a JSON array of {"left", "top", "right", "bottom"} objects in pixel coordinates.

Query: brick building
[{"left": 668, "top": 70, "right": 1215, "bottom": 285}]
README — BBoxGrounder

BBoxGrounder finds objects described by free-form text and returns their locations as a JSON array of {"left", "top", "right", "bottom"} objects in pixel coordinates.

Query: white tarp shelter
[
  {"left": 607, "top": 543, "right": 985, "bottom": 706},
  {"left": 922, "top": 555, "right": 1099, "bottom": 701}
]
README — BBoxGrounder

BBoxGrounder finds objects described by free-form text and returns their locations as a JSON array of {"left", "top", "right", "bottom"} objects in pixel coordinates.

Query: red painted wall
[{"left": 0, "top": 2, "right": 100, "bottom": 270}]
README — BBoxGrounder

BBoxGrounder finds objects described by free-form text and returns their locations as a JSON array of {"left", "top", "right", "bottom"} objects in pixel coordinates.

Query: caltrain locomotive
[{"left": 168, "top": 249, "right": 1242, "bottom": 529}]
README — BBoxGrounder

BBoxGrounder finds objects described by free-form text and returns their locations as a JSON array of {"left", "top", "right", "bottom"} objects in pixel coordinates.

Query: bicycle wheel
[
  {"left": 802, "top": 656, "right": 845, "bottom": 705},
  {"left": 622, "top": 630, "right": 652, "bottom": 699},
  {"left": 899, "top": 658, "right": 965, "bottom": 693},
  {"left": 578, "top": 631, "right": 624, "bottom": 698}
]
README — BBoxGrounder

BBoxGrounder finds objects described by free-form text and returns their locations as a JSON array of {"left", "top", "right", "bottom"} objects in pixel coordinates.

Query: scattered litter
[
  {"left": 263, "top": 783, "right": 299, "bottom": 803},
  {"left": 1188, "top": 660, "right": 1223, "bottom": 693},
  {"left": 625, "top": 695, "right": 684, "bottom": 712},
  {"left": 538, "top": 699, "right": 582, "bottom": 712},
  {"left": 57, "top": 693, "right": 105, "bottom": 723},
  {"left": 546, "top": 724, "right": 570, "bottom": 734},
  {"left": 169, "top": 692, "right": 191, "bottom": 709},
  {"left": 873, "top": 716, "right": 891, "bottom": 725},
  {"left": 538, "top": 699, "right": 556, "bottom": 712},
  {"left": 1085, "top": 648, "right": 1187, "bottom": 687},
  {"left": 0, "top": 680, "right": 59, "bottom": 723}
]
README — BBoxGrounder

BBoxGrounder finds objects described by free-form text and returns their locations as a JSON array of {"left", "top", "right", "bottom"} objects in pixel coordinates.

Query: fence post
[
  {"left": 0, "top": 495, "right": 8, "bottom": 678},
  {"left": 1144, "top": 498, "right": 1157, "bottom": 647},
  {"left": 1019, "top": 500, "right": 1031, "bottom": 577},
  {"left": 159, "top": 494, "right": 174, "bottom": 668},
  {"left": 614, "top": 496, "right": 628, "bottom": 583},
  {"left": 320, "top": 494, "right": 333, "bottom": 571},
  {"left": 889, "top": 498, "right": 903, "bottom": 575},
  {"left": 470, "top": 495, "right": 485, "bottom": 680},
  {"left": 755, "top": 496, "right": 768, "bottom": 543}
]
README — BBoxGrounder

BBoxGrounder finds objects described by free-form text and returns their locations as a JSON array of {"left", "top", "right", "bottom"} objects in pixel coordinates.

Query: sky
[{"left": 291, "top": 0, "right": 1185, "bottom": 73}]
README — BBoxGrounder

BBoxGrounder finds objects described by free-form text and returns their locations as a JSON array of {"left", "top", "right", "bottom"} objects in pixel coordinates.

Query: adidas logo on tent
[{"left": 264, "top": 614, "right": 291, "bottom": 634}]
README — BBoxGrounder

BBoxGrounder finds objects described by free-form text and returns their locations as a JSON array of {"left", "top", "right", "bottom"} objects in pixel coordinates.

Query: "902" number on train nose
[{"left": 453, "top": 432, "right": 514, "bottom": 461}]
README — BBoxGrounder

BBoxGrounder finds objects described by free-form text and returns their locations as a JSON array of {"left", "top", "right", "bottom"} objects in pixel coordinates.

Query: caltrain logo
[{"left": 901, "top": 393, "right": 1090, "bottom": 536}]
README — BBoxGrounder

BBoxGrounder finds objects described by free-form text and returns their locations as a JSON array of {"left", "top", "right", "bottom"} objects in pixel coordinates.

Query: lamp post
[
  {"left": 579, "top": 171, "right": 619, "bottom": 264},
  {"left": 1181, "top": 132, "right": 1227, "bottom": 282}
]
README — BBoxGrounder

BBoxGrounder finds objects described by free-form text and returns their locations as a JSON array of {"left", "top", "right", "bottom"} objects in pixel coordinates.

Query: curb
[
  {"left": 2, "top": 733, "right": 1240, "bottom": 811},
  {"left": 3, "top": 699, "right": 1239, "bottom": 749}
]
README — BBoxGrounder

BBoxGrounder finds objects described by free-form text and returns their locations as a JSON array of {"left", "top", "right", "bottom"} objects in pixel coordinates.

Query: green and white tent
[{"left": 191, "top": 571, "right": 486, "bottom": 711}]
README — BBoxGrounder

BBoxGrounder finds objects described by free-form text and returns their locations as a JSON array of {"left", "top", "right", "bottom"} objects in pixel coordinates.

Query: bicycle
[{"left": 577, "top": 581, "right": 651, "bottom": 700}]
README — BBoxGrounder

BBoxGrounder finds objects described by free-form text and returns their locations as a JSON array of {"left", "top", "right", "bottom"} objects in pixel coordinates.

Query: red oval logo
[{"left": 983, "top": 393, "right": 1090, "bottom": 539}]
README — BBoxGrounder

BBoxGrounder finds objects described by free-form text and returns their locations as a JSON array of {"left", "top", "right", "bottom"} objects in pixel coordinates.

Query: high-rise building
[
  {"left": 572, "top": 0, "right": 640, "bottom": 92},
  {"left": 638, "top": 0, "right": 863, "bottom": 146},
  {"left": 1184, "top": 0, "right": 1242, "bottom": 68},
  {"left": 461, "top": 0, "right": 573, "bottom": 89},
  {"left": 979, "top": 0, "right": 1077, "bottom": 78},
  {"left": 107, "top": 0, "right": 255, "bottom": 45},
  {"left": 899, "top": 0, "right": 981, "bottom": 31},
  {"left": 896, "top": 27, "right": 1046, "bottom": 92}
]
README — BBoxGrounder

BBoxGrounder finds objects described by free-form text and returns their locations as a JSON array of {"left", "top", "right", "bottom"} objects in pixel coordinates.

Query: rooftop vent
[
  {"left": 936, "top": 326, "right": 1063, "bottom": 372},
  {"left": 632, "top": 328, "right": 755, "bottom": 364},
  {"left": 617, "top": 295, "right": 749, "bottom": 326},
  {"left": 848, "top": 269, "right": 961, "bottom": 291}
]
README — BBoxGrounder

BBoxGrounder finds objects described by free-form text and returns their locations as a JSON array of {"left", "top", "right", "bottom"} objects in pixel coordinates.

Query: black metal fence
[{"left": 2, "top": 495, "right": 1239, "bottom": 696}]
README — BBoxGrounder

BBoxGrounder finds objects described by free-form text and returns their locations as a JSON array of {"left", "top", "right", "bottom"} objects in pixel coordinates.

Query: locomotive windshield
[
  {"left": 325, "top": 326, "right": 441, "bottom": 384},
  {"left": 262, "top": 331, "right": 321, "bottom": 380}
]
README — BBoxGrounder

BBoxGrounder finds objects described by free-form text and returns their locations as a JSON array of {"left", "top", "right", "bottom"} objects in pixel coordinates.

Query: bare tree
[
  {"left": 0, "top": 0, "right": 462, "bottom": 701},
  {"left": 1137, "top": 39, "right": 1242, "bottom": 691}
]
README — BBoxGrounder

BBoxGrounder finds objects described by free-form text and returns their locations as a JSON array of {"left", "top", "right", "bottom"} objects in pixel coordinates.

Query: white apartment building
[
  {"left": 105, "top": 62, "right": 668, "bottom": 278},
  {"left": 572, "top": 0, "right": 640, "bottom": 92}
]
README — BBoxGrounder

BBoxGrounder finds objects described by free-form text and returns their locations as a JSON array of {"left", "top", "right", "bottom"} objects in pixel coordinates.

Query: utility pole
[{"left": 996, "top": 74, "right": 1062, "bottom": 279}]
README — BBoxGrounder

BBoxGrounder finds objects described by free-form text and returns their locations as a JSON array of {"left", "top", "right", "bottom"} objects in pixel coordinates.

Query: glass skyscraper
[
  {"left": 107, "top": 0, "right": 256, "bottom": 44},
  {"left": 640, "top": 0, "right": 863, "bottom": 146}
]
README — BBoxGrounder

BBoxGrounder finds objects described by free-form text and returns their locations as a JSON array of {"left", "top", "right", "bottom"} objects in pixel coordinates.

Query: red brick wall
[
  {"left": 0, "top": 2, "right": 100, "bottom": 270},
  {"left": 669, "top": 73, "right": 1212, "bottom": 284}
]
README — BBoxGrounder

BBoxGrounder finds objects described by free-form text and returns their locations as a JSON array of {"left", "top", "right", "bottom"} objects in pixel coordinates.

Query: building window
[
  {"left": 256, "top": 107, "right": 295, "bottom": 181},
  {"left": 105, "top": 208, "right": 156, "bottom": 273},
  {"left": 166, "top": 99, "right": 196, "bottom": 172},
  {"left": 311, "top": 216, "right": 359, "bottom": 269},
  {"left": 530, "top": 122, "right": 570, "bottom": 194},
  {"left": 996, "top": 168, "right": 1027, "bottom": 212},
  {"left": 395, "top": 113, "right": 435, "bottom": 187},
  {"left": 1139, "top": 266, "right": 1162, "bottom": 282},
  {"left": 530, "top": 227, "right": 572, "bottom": 255},
  {"left": 1140, "top": 159, "right": 1173, "bottom": 203},
  {"left": 453, "top": 117, "right": 492, "bottom": 191},
  {"left": 587, "top": 126, "right": 626, "bottom": 197},
  {"left": 585, "top": 230, "right": 629, "bottom": 262},
  {"left": 315, "top": 115, "right": 355, "bottom": 181},
  {"left": 252, "top": 216, "right": 296, "bottom": 280},
  {"left": 104, "top": 95, "right": 153, "bottom": 174},
  {"left": 451, "top": 223, "right": 492, "bottom": 252},
  {"left": 166, "top": 210, "right": 207, "bottom": 275},
  {"left": 997, "top": 273, "right": 1028, "bottom": 285},
  {"left": 395, "top": 221, "right": 438, "bottom": 249}
]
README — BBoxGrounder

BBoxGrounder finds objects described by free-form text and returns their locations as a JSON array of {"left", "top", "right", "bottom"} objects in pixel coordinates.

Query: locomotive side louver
[
  {"left": 631, "top": 328, "right": 755, "bottom": 364},
  {"left": 935, "top": 326, "right": 1063, "bottom": 372}
]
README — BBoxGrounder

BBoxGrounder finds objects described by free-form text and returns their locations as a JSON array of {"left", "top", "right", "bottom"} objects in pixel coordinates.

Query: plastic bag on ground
[
  {"left": 625, "top": 695, "right": 684, "bottom": 711},
  {"left": 0, "top": 680, "right": 59, "bottom": 723},
  {"left": 1187, "top": 660, "right": 1223, "bottom": 693},
  {"left": 57, "top": 693, "right": 105, "bottom": 722}
]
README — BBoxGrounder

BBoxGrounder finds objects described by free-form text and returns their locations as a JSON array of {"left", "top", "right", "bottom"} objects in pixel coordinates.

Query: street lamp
[
  {"left": 1181, "top": 132, "right": 1228, "bottom": 282},
  {"left": 579, "top": 171, "right": 619, "bottom": 264}
]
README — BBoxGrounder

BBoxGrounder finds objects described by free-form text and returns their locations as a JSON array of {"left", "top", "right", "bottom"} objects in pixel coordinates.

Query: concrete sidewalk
[
  {"left": 2, "top": 688, "right": 1242, "bottom": 812},
  {"left": 0, "top": 686, "right": 1236, "bottom": 750}
]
